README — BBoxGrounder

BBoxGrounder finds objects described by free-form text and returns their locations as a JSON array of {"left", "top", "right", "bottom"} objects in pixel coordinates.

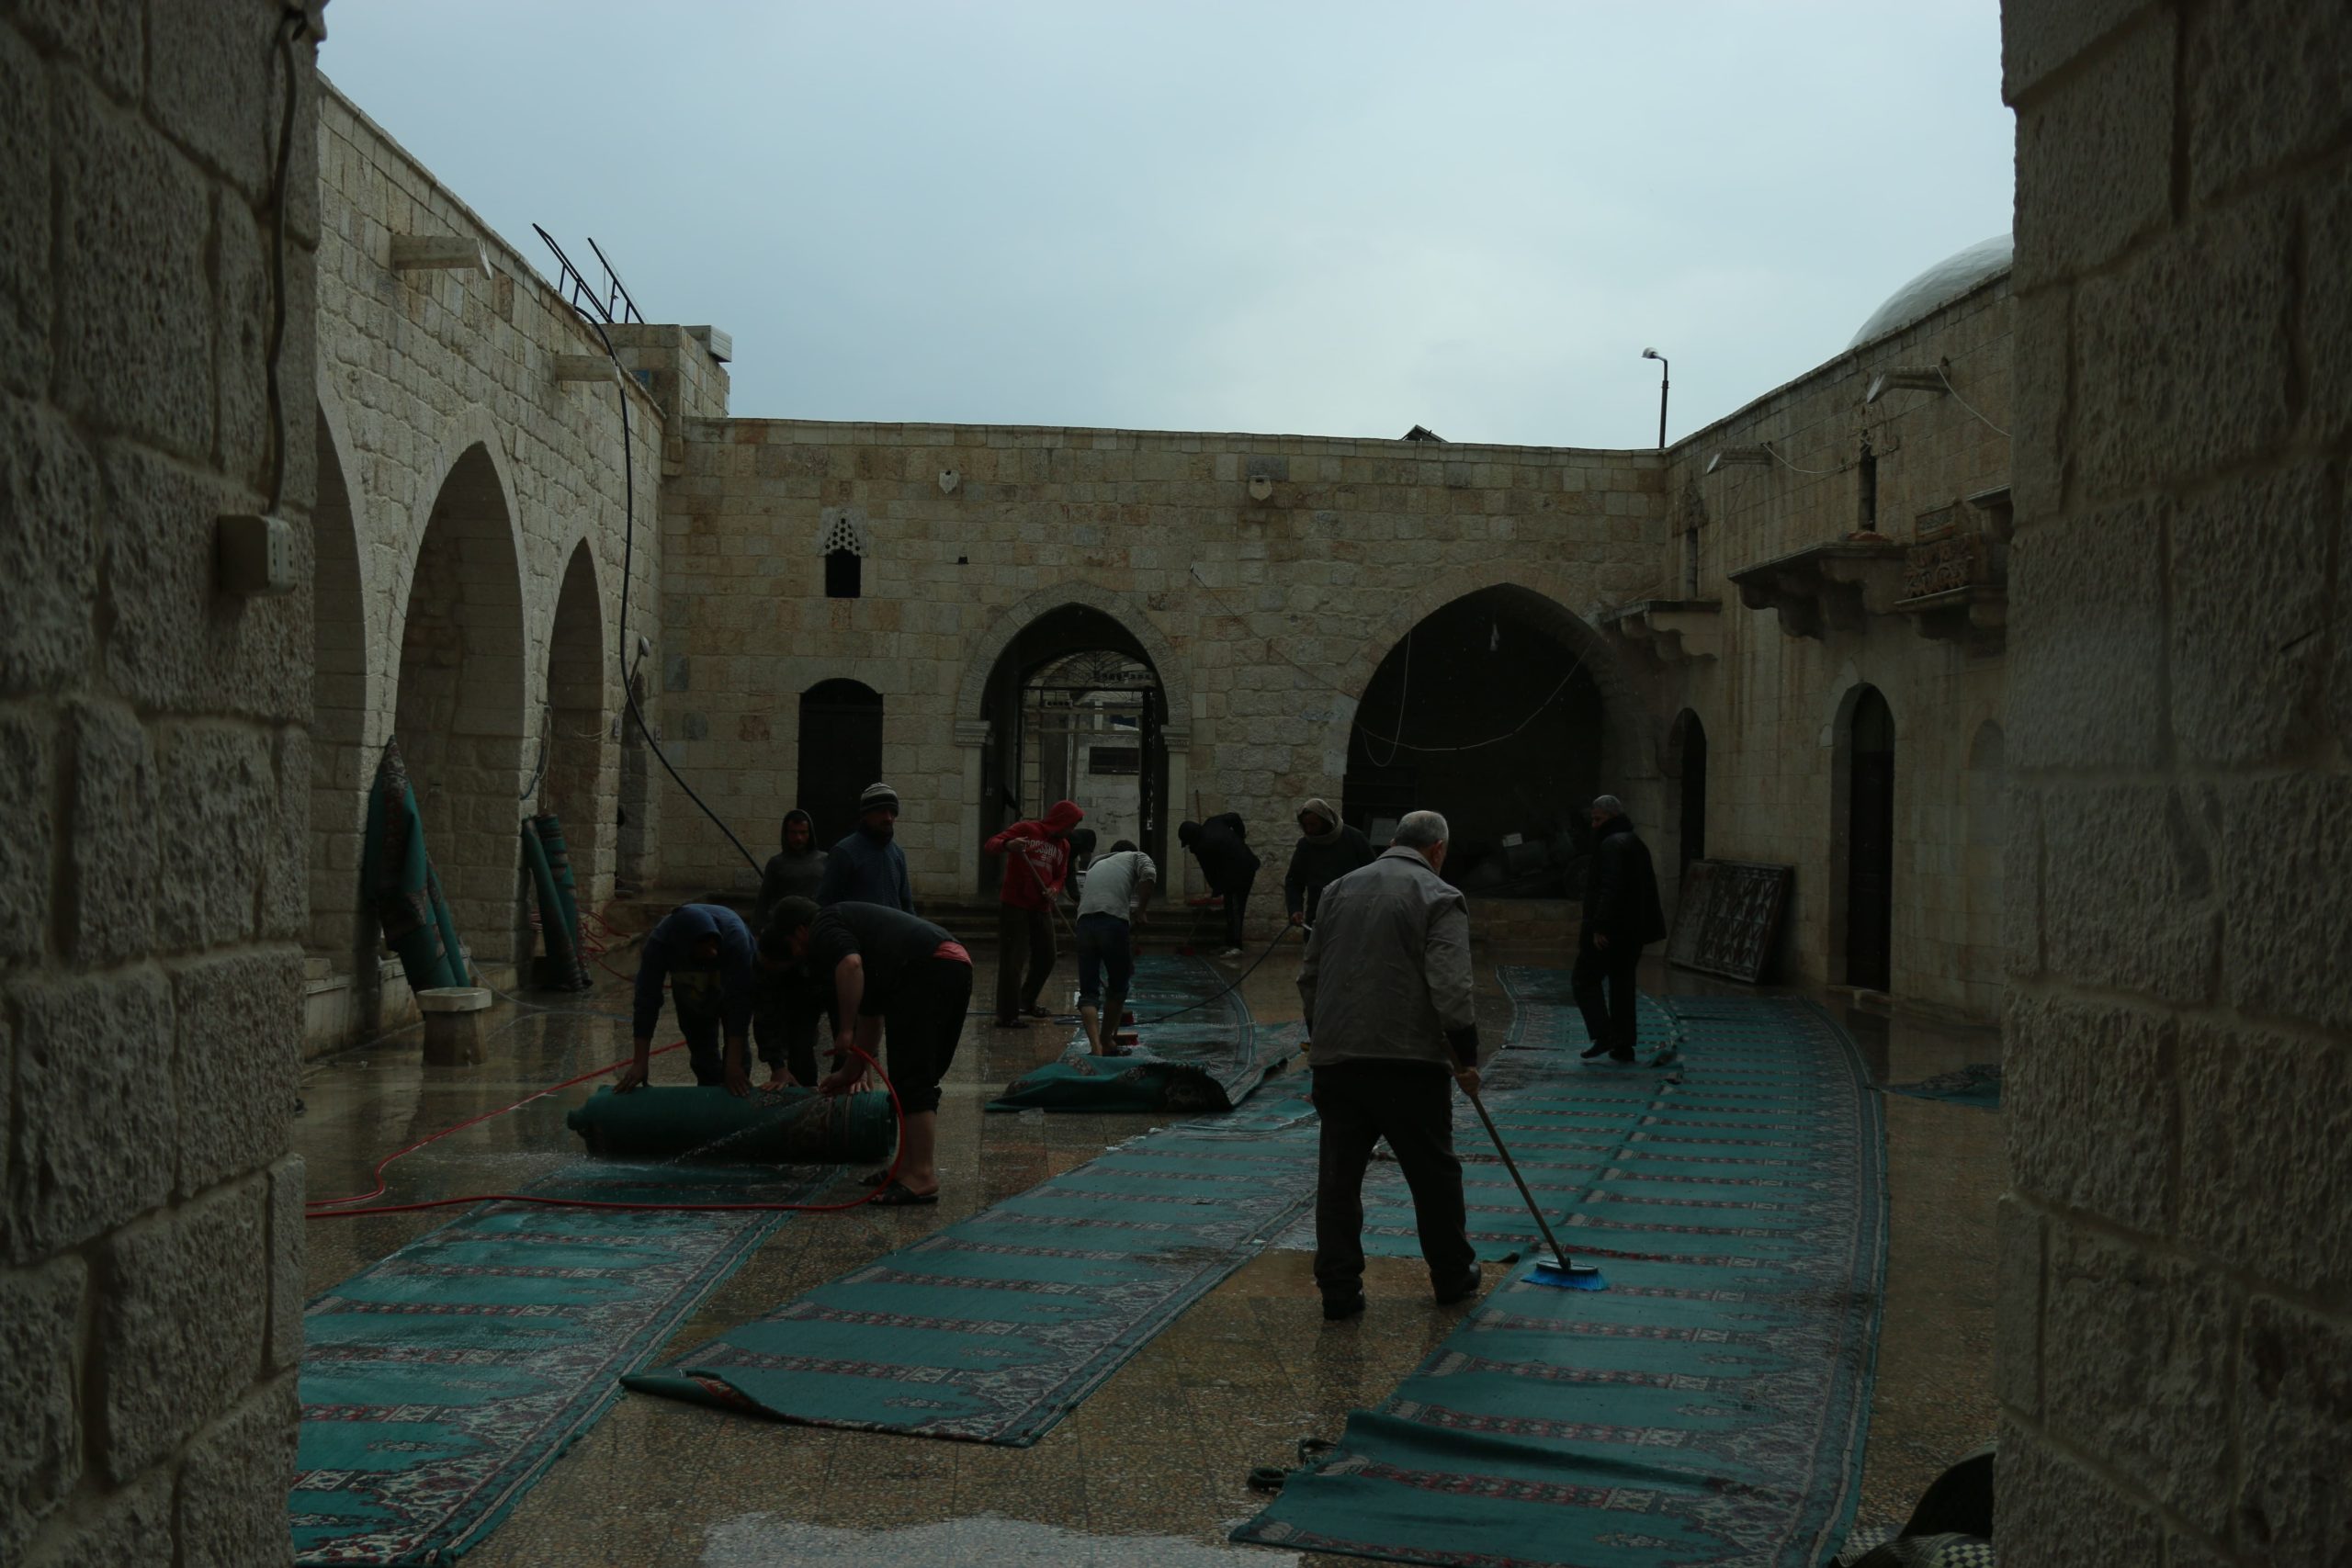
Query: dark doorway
[
  {"left": 1342, "top": 585, "right": 1608, "bottom": 899},
  {"left": 976, "top": 605, "right": 1169, "bottom": 897},
  {"left": 1673, "top": 709, "right": 1708, "bottom": 870},
  {"left": 797, "top": 679, "right": 884, "bottom": 848},
  {"left": 1844, "top": 687, "right": 1895, "bottom": 990}
]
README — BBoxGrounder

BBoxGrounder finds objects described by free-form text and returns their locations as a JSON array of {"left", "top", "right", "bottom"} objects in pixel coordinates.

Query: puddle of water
[{"left": 700, "top": 1513, "right": 1296, "bottom": 1568}]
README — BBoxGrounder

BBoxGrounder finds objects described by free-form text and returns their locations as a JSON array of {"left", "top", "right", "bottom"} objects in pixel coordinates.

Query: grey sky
[{"left": 320, "top": 2, "right": 2013, "bottom": 449}]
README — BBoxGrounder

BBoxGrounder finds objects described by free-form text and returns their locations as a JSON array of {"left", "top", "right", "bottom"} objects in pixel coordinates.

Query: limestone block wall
[
  {"left": 308, "top": 83, "right": 697, "bottom": 1044},
  {"left": 0, "top": 6, "right": 317, "bottom": 1561},
  {"left": 1660, "top": 281, "right": 2013, "bottom": 1014},
  {"left": 1998, "top": 1, "right": 2352, "bottom": 1562},
  {"left": 652, "top": 423, "right": 1672, "bottom": 917}
]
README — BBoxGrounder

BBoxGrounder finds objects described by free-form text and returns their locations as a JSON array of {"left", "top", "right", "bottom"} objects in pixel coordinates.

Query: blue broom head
[{"left": 1526, "top": 1258, "right": 1609, "bottom": 1292}]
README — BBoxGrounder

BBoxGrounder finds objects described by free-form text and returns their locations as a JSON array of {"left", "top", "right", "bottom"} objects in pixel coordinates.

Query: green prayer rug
[
  {"left": 1234, "top": 971, "right": 1886, "bottom": 1568},
  {"left": 291, "top": 1162, "right": 820, "bottom": 1565},
  {"left": 627, "top": 1038, "right": 1319, "bottom": 1445},
  {"left": 987, "top": 953, "right": 1280, "bottom": 1113}
]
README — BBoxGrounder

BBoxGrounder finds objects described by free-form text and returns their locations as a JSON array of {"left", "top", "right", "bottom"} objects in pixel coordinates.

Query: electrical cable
[
  {"left": 1186, "top": 568, "right": 1589, "bottom": 756},
  {"left": 1763, "top": 442, "right": 1841, "bottom": 477},
  {"left": 1937, "top": 365, "right": 2010, "bottom": 438},
  {"left": 260, "top": 7, "right": 311, "bottom": 514}
]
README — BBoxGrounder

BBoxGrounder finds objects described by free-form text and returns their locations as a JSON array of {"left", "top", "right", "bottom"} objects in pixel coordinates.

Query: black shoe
[
  {"left": 1579, "top": 1040, "right": 1612, "bottom": 1060},
  {"left": 1433, "top": 1263, "right": 1484, "bottom": 1305},
  {"left": 1321, "top": 1292, "right": 1366, "bottom": 1322}
]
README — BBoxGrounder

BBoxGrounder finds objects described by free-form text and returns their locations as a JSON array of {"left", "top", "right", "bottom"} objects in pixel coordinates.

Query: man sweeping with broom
[{"left": 1299, "top": 809, "right": 1484, "bottom": 1322}]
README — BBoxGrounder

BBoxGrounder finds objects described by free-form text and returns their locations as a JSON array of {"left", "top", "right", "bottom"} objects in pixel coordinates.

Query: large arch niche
[
  {"left": 392, "top": 442, "right": 528, "bottom": 972},
  {"left": 538, "top": 542, "right": 612, "bottom": 903},
  {"left": 972, "top": 603, "right": 1171, "bottom": 897},
  {"left": 1342, "top": 584, "right": 1610, "bottom": 900}
]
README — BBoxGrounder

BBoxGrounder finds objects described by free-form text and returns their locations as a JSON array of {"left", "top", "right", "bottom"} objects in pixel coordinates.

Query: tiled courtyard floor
[{"left": 297, "top": 941, "right": 2000, "bottom": 1566}]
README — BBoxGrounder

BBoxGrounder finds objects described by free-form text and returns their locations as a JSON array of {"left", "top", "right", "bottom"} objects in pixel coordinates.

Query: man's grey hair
[
  {"left": 1590, "top": 795, "right": 1626, "bottom": 819},
  {"left": 1392, "top": 810, "right": 1449, "bottom": 849}
]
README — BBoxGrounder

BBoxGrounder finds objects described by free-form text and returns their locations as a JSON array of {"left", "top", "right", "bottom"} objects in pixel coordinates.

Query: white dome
[{"left": 1848, "top": 234, "right": 2014, "bottom": 349}]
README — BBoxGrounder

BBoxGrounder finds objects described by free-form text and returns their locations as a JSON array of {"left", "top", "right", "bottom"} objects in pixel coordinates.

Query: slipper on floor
[
  {"left": 868, "top": 1179, "right": 939, "bottom": 1207},
  {"left": 858, "top": 1168, "right": 897, "bottom": 1188}
]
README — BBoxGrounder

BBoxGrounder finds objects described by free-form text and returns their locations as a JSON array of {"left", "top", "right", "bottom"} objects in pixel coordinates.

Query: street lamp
[{"left": 1642, "top": 347, "right": 1668, "bottom": 450}]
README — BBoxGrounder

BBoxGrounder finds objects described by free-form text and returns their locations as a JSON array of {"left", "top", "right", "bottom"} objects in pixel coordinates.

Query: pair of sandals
[{"left": 858, "top": 1167, "right": 939, "bottom": 1206}]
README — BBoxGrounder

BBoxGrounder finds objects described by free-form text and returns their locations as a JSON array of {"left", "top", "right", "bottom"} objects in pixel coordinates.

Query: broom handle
[{"left": 1464, "top": 1083, "right": 1576, "bottom": 1273}]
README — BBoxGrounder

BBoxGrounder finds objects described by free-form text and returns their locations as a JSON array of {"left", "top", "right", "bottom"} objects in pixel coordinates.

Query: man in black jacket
[
  {"left": 1574, "top": 795, "right": 1666, "bottom": 1064},
  {"left": 1284, "top": 795, "right": 1374, "bottom": 929},
  {"left": 1177, "top": 813, "right": 1260, "bottom": 957}
]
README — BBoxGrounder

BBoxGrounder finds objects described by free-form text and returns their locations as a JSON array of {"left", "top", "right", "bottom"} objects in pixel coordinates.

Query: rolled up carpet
[
  {"left": 531, "top": 812, "right": 592, "bottom": 989},
  {"left": 362, "top": 739, "right": 469, "bottom": 993},
  {"left": 521, "top": 821, "right": 590, "bottom": 991},
  {"left": 566, "top": 1085, "right": 895, "bottom": 1165}
]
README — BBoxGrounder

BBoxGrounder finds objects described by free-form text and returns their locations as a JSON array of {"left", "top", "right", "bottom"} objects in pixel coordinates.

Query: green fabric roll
[
  {"left": 566, "top": 1085, "right": 895, "bottom": 1165},
  {"left": 362, "top": 739, "right": 468, "bottom": 993},
  {"left": 530, "top": 813, "right": 588, "bottom": 980},
  {"left": 521, "top": 822, "right": 589, "bottom": 990}
]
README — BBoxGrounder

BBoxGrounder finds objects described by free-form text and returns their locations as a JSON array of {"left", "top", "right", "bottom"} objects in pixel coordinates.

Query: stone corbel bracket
[
  {"left": 1728, "top": 540, "right": 1909, "bottom": 639},
  {"left": 1600, "top": 598, "right": 1723, "bottom": 662}
]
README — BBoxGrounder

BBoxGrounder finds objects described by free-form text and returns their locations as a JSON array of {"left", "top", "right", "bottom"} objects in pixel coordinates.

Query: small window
[
  {"left": 825, "top": 547, "right": 861, "bottom": 599},
  {"left": 1088, "top": 746, "right": 1141, "bottom": 776}
]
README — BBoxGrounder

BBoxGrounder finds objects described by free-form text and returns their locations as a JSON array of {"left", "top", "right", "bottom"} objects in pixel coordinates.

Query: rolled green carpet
[
  {"left": 567, "top": 1085, "right": 895, "bottom": 1165},
  {"left": 521, "top": 821, "right": 589, "bottom": 990},
  {"left": 362, "top": 739, "right": 469, "bottom": 993},
  {"left": 531, "top": 812, "right": 590, "bottom": 985}
]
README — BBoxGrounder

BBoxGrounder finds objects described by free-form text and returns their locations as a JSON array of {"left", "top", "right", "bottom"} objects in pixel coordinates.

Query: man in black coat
[
  {"left": 1284, "top": 795, "right": 1374, "bottom": 929},
  {"left": 1177, "top": 813, "right": 1260, "bottom": 957},
  {"left": 1574, "top": 795, "right": 1666, "bottom": 1064}
]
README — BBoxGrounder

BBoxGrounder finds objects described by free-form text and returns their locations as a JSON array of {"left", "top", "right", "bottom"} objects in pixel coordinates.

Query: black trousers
[
  {"left": 995, "top": 905, "right": 1056, "bottom": 1020},
  {"left": 677, "top": 1002, "right": 737, "bottom": 1086},
  {"left": 1572, "top": 939, "right": 1645, "bottom": 1055},
  {"left": 752, "top": 985, "right": 820, "bottom": 1085},
  {"left": 878, "top": 956, "right": 974, "bottom": 1115},
  {"left": 1311, "top": 1059, "right": 1475, "bottom": 1298},
  {"left": 1220, "top": 867, "right": 1256, "bottom": 948}
]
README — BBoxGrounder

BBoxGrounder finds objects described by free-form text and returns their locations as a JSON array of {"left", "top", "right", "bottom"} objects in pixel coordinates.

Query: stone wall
[
  {"left": 652, "top": 422, "right": 1671, "bottom": 917},
  {"left": 1998, "top": 2, "right": 2352, "bottom": 1562},
  {"left": 307, "top": 83, "right": 709, "bottom": 1047},
  {"left": 1659, "top": 277, "right": 2014, "bottom": 1015},
  {"left": 0, "top": 6, "right": 318, "bottom": 1562}
]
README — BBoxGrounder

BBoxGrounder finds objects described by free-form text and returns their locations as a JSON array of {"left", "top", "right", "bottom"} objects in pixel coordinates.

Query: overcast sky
[{"left": 319, "top": 2, "right": 2013, "bottom": 449}]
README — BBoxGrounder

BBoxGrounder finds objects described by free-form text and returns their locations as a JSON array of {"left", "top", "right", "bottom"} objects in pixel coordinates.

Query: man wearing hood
[
  {"left": 752, "top": 810, "right": 831, "bottom": 1085},
  {"left": 983, "top": 798, "right": 1085, "bottom": 1027},
  {"left": 1574, "top": 794, "right": 1666, "bottom": 1064},
  {"left": 817, "top": 783, "right": 914, "bottom": 912},
  {"left": 1177, "top": 812, "right": 1260, "bottom": 957},
  {"left": 616, "top": 902, "right": 758, "bottom": 1096},
  {"left": 1283, "top": 796, "right": 1374, "bottom": 929}
]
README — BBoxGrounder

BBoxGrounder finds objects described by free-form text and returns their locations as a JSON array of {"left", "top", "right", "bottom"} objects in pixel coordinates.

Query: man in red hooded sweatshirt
[{"left": 985, "top": 798, "right": 1085, "bottom": 1028}]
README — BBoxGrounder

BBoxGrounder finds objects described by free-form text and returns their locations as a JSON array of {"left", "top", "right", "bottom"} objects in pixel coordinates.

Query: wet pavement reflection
[{"left": 295, "top": 938, "right": 2000, "bottom": 1564}]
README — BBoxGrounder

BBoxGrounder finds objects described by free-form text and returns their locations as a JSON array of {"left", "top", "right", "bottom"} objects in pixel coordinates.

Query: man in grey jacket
[{"left": 1298, "top": 809, "right": 1484, "bottom": 1322}]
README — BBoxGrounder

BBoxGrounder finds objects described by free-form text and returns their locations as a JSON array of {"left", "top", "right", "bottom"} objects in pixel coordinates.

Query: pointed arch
[
  {"left": 957, "top": 581, "right": 1193, "bottom": 739},
  {"left": 538, "top": 540, "right": 614, "bottom": 903}
]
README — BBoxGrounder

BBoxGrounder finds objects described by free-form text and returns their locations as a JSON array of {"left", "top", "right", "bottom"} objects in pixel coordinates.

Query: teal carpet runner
[
  {"left": 1235, "top": 972, "right": 1886, "bottom": 1567},
  {"left": 987, "top": 953, "right": 1278, "bottom": 1112},
  {"left": 291, "top": 1163, "right": 820, "bottom": 1564}
]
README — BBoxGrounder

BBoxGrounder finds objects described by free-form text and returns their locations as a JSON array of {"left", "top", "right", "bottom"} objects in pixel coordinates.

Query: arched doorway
[
  {"left": 393, "top": 442, "right": 527, "bottom": 971},
  {"left": 797, "top": 679, "right": 885, "bottom": 848},
  {"left": 540, "top": 543, "right": 609, "bottom": 900},
  {"left": 309, "top": 410, "right": 372, "bottom": 983},
  {"left": 975, "top": 604, "right": 1170, "bottom": 896},
  {"left": 1669, "top": 708, "right": 1708, "bottom": 871},
  {"left": 1343, "top": 585, "right": 1609, "bottom": 898},
  {"left": 1840, "top": 686, "right": 1896, "bottom": 990}
]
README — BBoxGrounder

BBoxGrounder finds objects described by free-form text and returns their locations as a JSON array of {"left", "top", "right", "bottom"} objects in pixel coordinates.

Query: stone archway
[
  {"left": 392, "top": 441, "right": 529, "bottom": 973},
  {"left": 539, "top": 541, "right": 612, "bottom": 906},
  {"left": 955, "top": 582, "right": 1193, "bottom": 898},
  {"left": 1340, "top": 583, "right": 1614, "bottom": 900}
]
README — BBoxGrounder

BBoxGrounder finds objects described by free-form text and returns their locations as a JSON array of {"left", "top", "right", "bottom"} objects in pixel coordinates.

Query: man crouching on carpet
[
  {"left": 1300, "top": 809, "right": 1484, "bottom": 1322},
  {"left": 616, "top": 903, "right": 757, "bottom": 1097},
  {"left": 760, "top": 897, "right": 974, "bottom": 1205}
]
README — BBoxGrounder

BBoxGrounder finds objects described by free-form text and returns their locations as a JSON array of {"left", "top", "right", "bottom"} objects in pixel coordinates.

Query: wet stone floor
[{"left": 296, "top": 942, "right": 2001, "bottom": 1567}]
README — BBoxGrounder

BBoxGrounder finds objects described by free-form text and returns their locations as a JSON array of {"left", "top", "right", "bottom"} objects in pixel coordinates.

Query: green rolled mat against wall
[
  {"left": 521, "top": 820, "right": 590, "bottom": 990},
  {"left": 567, "top": 1085, "right": 895, "bottom": 1165},
  {"left": 362, "top": 739, "right": 469, "bottom": 993},
  {"left": 531, "top": 812, "right": 593, "bottom": 989}
]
